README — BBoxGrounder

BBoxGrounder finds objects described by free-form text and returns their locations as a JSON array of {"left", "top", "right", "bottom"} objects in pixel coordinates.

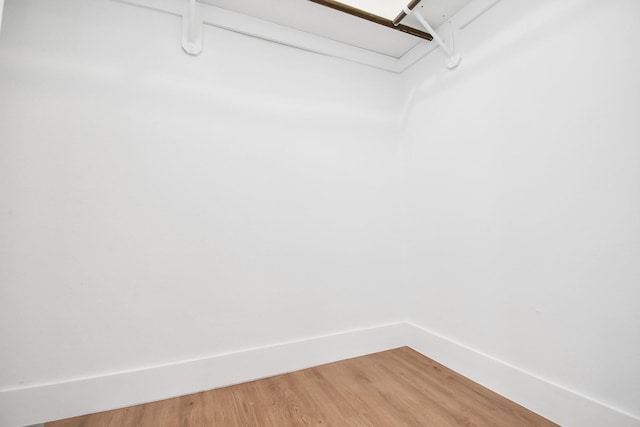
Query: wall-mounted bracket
[
  {"left": 414, "top": 12, "right": 461, "bottom": 69},
  {"left": 182, "top": 0, "right": 203, "bottom": 55},
  {"left": 0, "top": 0, "right": 5, "bottom": 33},
  {"left": 394, "top": 1, "right": 461, "bottom": 69},
  {"left": 117, "top": 0, "right": 498, "bottom": 72}
]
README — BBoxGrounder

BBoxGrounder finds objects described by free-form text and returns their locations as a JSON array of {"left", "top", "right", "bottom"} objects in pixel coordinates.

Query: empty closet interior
[{"left": 1, "top": 0, "right": 639, "bottom": 426}]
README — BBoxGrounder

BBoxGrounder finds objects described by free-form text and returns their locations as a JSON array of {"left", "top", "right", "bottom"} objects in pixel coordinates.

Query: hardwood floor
[{"left": 46, "top": 347, "right": 558, "bottom": 426}]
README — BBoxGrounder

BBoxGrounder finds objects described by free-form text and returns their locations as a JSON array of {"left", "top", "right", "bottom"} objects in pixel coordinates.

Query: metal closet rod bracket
[
  {"left": 182, "top": 0, "right": 203, "bottom": 55},
  {"left": 0, "top": 0, "right": 5, "bottom": 33},
  {"left": 393, "top": 0, "right": 461, "bottom": 69}
]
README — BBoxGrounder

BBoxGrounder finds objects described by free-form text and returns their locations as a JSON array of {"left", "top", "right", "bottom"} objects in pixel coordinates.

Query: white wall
[
  {"left": 0, "top": 0, "right": 404, "bottom": 391},
  {"left": 2, "top": 0, "right": 640, "bottom": 425},
  {"left": 402, "top": 0, "right": 640, "bottom": 420}
]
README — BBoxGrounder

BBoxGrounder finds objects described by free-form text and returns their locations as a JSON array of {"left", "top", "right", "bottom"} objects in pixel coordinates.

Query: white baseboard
[
  {"left": 405, "top": 322, "right": 640, "bottom": 427},
  {"left": 2, "top": 322, "right": 638, "bottom": 427},
  {"left": 0, "top": 323, "right": 409, "bottom": 427}
]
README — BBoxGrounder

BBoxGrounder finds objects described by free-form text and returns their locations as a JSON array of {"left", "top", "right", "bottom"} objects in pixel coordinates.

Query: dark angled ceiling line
[{"left": 307, "top": 0, "right": 433, "bottom": 41}]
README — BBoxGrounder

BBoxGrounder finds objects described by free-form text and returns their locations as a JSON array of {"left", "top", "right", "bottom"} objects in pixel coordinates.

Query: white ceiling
[
  {"left": 198, "top": 0, "right": 473, "bottom": 58},
  {"left": 338, "top": 0, "right": 411, "bottom": 20}
]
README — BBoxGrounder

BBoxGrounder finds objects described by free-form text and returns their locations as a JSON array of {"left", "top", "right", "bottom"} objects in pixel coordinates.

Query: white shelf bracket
[
  {"left": 403, "top": 6, "right": 462, "bottom": 69},
  {"left": 182, "top": 0, "right": 203, "bottom": 55},
  {"left": 0, "top": 0, "right": 5, "bottom": 33}
]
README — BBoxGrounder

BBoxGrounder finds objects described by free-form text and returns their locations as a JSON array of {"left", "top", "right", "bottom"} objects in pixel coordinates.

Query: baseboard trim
[
  {"left": 2, "top": 322, "right": 638, "bottom": 427},
  {"left": 0, "top": 323, "right": 409, "bottom": 427},
  {"left": 405, "top": 322, "right": 640, "bottom": 427}
]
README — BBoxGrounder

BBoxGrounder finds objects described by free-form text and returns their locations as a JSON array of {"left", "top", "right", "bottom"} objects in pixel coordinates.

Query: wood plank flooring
[{"left": 46, "top": 347, "right": 558, "bottom": 426}]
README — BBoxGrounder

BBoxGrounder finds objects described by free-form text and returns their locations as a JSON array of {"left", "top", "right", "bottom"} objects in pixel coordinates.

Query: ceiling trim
[{"left": 114, "top": 0, "right": 501, "bottom": 73}]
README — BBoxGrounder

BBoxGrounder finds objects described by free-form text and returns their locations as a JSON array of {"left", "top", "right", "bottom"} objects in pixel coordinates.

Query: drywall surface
[
  {"left": 402, "top": 0, "right": 640, "bottom": 421},
  {"left": 2, "top": 0, "right": 640, "bottom": 425},
  {"left": 0, "top": 0, "right": 404, "bottom": 392}
]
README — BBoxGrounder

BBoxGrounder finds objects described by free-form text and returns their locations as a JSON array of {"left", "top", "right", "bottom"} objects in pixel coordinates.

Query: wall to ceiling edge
[{"left": 0, "top": 0, "right": 639, "bottom": 426}]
